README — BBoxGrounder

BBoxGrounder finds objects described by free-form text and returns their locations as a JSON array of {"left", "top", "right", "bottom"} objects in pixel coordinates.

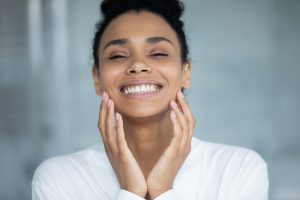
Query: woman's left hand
[{"left": 146, "top": 91, "right": 196, "bottom": 199}]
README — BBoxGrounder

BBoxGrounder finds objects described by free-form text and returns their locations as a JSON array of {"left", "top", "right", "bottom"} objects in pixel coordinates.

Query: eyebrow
[
  {"left": 146, "top": 37, "right": 173, "bottom": 45},
  {"left": 103, "top": 36, "right": 173, "bottom": 50},
  {"left": 103, "top": 39, "right": 128, "bottom": 50}
]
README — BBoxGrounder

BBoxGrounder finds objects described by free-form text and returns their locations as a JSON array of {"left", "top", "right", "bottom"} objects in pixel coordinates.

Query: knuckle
[
  {"left": 183, "top": 125, "right": 190, "bottom": 133},
  {"left": 107, "top": 136, "right": 115, "bottom": 145},
  {"left": 105, "top": 131, "right": 111, "bottom": 140},
  {"left": 97, "top": 121, "right": 102, "bottom": 130},
  {"left": 175, "top": 131, "right": 183, "bottom": 139},
  {"left": 119, "top": 150, "right": 127, "bottom": 160},
  {"left": 105, "top": 126, "right": 113, "bottom": 136},
  {"left": 99, "top": 125, "right": 104, "bottom": 133}
]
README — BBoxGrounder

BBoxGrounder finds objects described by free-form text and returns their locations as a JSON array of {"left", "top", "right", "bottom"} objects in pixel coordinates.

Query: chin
[{"left": 118, "top": 105, "right": 170, "bottom": 121}]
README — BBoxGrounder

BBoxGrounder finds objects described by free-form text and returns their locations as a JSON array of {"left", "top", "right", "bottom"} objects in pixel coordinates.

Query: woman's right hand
[{"left": 98, "top": 92, "right": 147, "bottom": 198}]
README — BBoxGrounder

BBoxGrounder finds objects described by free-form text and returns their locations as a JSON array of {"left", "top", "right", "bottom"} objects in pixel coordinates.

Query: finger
[
  {"left": 170, "top": 100, "right": 189, "bottom": 141},
  {"left": 99, "top": 92, "right": 108, "bottom": 140},
  {"left": 165, "top": 110, "right": 182, "bottom": 157},
  {"left": 115, "top": 112, "right": 129, "bottom": 154},
  {"left": 176, "top": 91, "right": 196, "bottom": 139},
  {"left": 176, "top": 91, "right": 194, "bottom": 124},
  {"left": 171, "top": 99, "right": 191, "bottom": 153},
  {"left": 116, "top": 113, "right": 142, "bottom": 169},
  {"left": 106, "top": 99, "right": 118, "bottom": 153}
]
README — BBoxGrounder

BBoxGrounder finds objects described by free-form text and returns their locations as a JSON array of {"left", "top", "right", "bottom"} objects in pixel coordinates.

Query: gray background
[{"left": 0, "top": 0, "right": 299, "bottom": 199}]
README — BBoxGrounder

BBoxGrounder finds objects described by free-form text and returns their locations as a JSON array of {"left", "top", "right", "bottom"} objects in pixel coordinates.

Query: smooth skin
[{"left": 93, "top": 11, "right": 195, "bottom": 200}]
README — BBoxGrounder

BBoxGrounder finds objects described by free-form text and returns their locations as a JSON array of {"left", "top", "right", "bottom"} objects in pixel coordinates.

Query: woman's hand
[
  {"left": 98, "top": 92, "right": 147, "bottom": 198},
  {"left": 146, "top": 91, "right": 196, "bottom": 199}
]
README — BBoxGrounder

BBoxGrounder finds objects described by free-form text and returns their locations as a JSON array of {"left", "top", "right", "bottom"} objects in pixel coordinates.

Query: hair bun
[{"left": 100, "top": 0, "right": 184, "bottom": 20}]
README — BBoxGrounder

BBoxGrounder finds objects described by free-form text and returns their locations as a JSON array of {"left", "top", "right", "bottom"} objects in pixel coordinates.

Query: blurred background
[{"left": 0, "top": 0, "right": 299, "bottom": 199}]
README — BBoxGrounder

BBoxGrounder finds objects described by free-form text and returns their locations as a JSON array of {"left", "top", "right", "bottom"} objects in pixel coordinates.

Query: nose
[{"left": 126, "top": 60, "right": 152, "bottom": 74}]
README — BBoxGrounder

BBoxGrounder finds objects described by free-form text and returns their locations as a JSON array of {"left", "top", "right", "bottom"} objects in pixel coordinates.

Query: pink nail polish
[
  {"left": 178, "top": 91, "right": 184, "bottom": 99},
  {"left": 102, "top": 92, "right": 107, "bottom": 101},
  {"left": 116, "top": 112, "right": 122, "bottom": 121},
  {"left": 171, "top": 100, "right": 177, "bottom": 108},
  {"left": 107, "top": 100, "right": 112, "bottom": 108}
]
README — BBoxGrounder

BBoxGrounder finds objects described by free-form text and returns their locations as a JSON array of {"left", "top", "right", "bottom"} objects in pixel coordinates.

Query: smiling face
[{"left": 93, "top": 11, "right": 191, "bottom": 119}]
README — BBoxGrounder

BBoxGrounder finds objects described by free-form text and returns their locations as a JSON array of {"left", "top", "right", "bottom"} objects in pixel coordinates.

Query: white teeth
[
  {"left": 136, "top": 86, "right": 141, "bottom": 93},
  {"left": 141, "top": 85, "right": 146, "bottom": 92},
  {"left": 123, "top": 84, "right": 160, "bottom": 95}
]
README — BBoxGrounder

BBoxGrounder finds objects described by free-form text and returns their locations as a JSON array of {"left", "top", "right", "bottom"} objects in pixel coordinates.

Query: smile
[
  {"left": 119, "top": 79, "right": 164, "bottom": 97},
  {"left": 121, "top": 84, "right": 162, "bottom": 95}
]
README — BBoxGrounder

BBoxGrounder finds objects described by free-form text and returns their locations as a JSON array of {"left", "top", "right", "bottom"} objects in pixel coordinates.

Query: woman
[{"left": 32, "top": 0, "right": 269, "bottom": 199}]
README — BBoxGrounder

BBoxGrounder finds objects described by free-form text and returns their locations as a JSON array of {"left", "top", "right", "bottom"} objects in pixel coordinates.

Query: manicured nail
[
  {"left": 170, "top": 100, "right": 177, "bottom": 108},
  {"left": 178, "top": 91, "right": 185, "bottom": 99},
  {"left": 170, "top": 111, "right": 177, "bottom": 119},
  {"left": 107, "top": 100, "right": 112, "bottom": 108},
  {"left": 116, "top": 112, "right": 122, "bottom": 121},
  {"left": 102, "top": 92, "right": 107, "bottom": 101}
]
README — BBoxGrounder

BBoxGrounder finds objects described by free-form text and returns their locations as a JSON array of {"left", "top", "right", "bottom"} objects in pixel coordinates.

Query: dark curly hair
[{"left": 92, "top": 0, "right": 189, "bottom": 68}]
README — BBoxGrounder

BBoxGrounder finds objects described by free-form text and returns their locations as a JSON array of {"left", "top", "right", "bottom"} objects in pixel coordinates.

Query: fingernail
[
  {"left": 170, "top": 111, "right": 177, "bottom": 119},
  {"left": 116, "top": 112, "right": 120, "bottom": 121},
  {"left": 116, "top": 112, "right": 122, "bottom": 121},
  {"left": 107, "top": 100, "right": 112, "bottom": 108},
  {"left": 178, "top": 91, "right": 185, "bottom": 99},
  {"left": 102, "top": 92, "right": 107, "bottom": 101},
  {"left": 170, "top": 100, "right": 177, "bottom": 108}
]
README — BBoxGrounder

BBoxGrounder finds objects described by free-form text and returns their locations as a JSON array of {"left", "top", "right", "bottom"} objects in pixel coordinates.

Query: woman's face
[{"left": 93, "top": 11, "right": 191, "bottom": 119}]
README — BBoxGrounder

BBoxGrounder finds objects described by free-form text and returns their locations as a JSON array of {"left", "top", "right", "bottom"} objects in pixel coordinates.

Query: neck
[{"left": 122, "top": 110, "right": 173, "bottom": 177}]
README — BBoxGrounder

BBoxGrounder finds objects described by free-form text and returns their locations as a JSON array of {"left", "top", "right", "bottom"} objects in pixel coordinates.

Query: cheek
[
  {"left": 158, "top": 63, "right": 183, "bottom": 85},
  {"left": 99, "top": 65, "right": 121, "bottom": 88}
]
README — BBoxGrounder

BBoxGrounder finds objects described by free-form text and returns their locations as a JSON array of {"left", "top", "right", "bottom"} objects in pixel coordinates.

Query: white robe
[{"left": 32, "top": 137, "right": 269, "bottom": 200}]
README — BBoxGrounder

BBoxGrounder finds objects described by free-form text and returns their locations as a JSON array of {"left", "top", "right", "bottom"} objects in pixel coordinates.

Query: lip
[{"left": 118, "top": 79, "right": 164, "bottom": 99}]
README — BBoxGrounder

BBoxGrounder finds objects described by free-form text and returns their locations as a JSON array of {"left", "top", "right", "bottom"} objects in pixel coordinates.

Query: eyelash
[
  {"left": 108, "top": 52, "right": 168, "bottom": 61},
  {"left": 109, "top": 55, "right": 127, "bottom": 60},
  {"left": 151, "top": 53, "right": 168, "bottom": 57}
]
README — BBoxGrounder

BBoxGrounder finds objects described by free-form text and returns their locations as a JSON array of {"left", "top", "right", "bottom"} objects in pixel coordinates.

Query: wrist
[
  {"left": 122, "top": 186, "right": 147, "bottom": 198},
  {"left": 147, "top": 185, "right": 172, "bottom": 199}
]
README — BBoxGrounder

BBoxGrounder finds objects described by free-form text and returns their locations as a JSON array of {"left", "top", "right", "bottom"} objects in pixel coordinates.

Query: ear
[
  {"left": 92, "top": 66, "right": 103, "bottom": 96},
  {"left": 181, "top": 61, "right": 192, "bottom": 89}
]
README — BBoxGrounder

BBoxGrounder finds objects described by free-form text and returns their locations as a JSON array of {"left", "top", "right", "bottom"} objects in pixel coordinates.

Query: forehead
[{"left": 100, "top": 11, "right": 180, "bottom": 50}]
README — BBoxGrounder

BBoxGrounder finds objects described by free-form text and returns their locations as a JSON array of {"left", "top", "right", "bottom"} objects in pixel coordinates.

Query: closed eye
[
  {"left": 109, "top": 55, "right": 127, "bottom": 60},
  {"left": 151, "top": 53, "right": 168, "bottom": 57}
]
